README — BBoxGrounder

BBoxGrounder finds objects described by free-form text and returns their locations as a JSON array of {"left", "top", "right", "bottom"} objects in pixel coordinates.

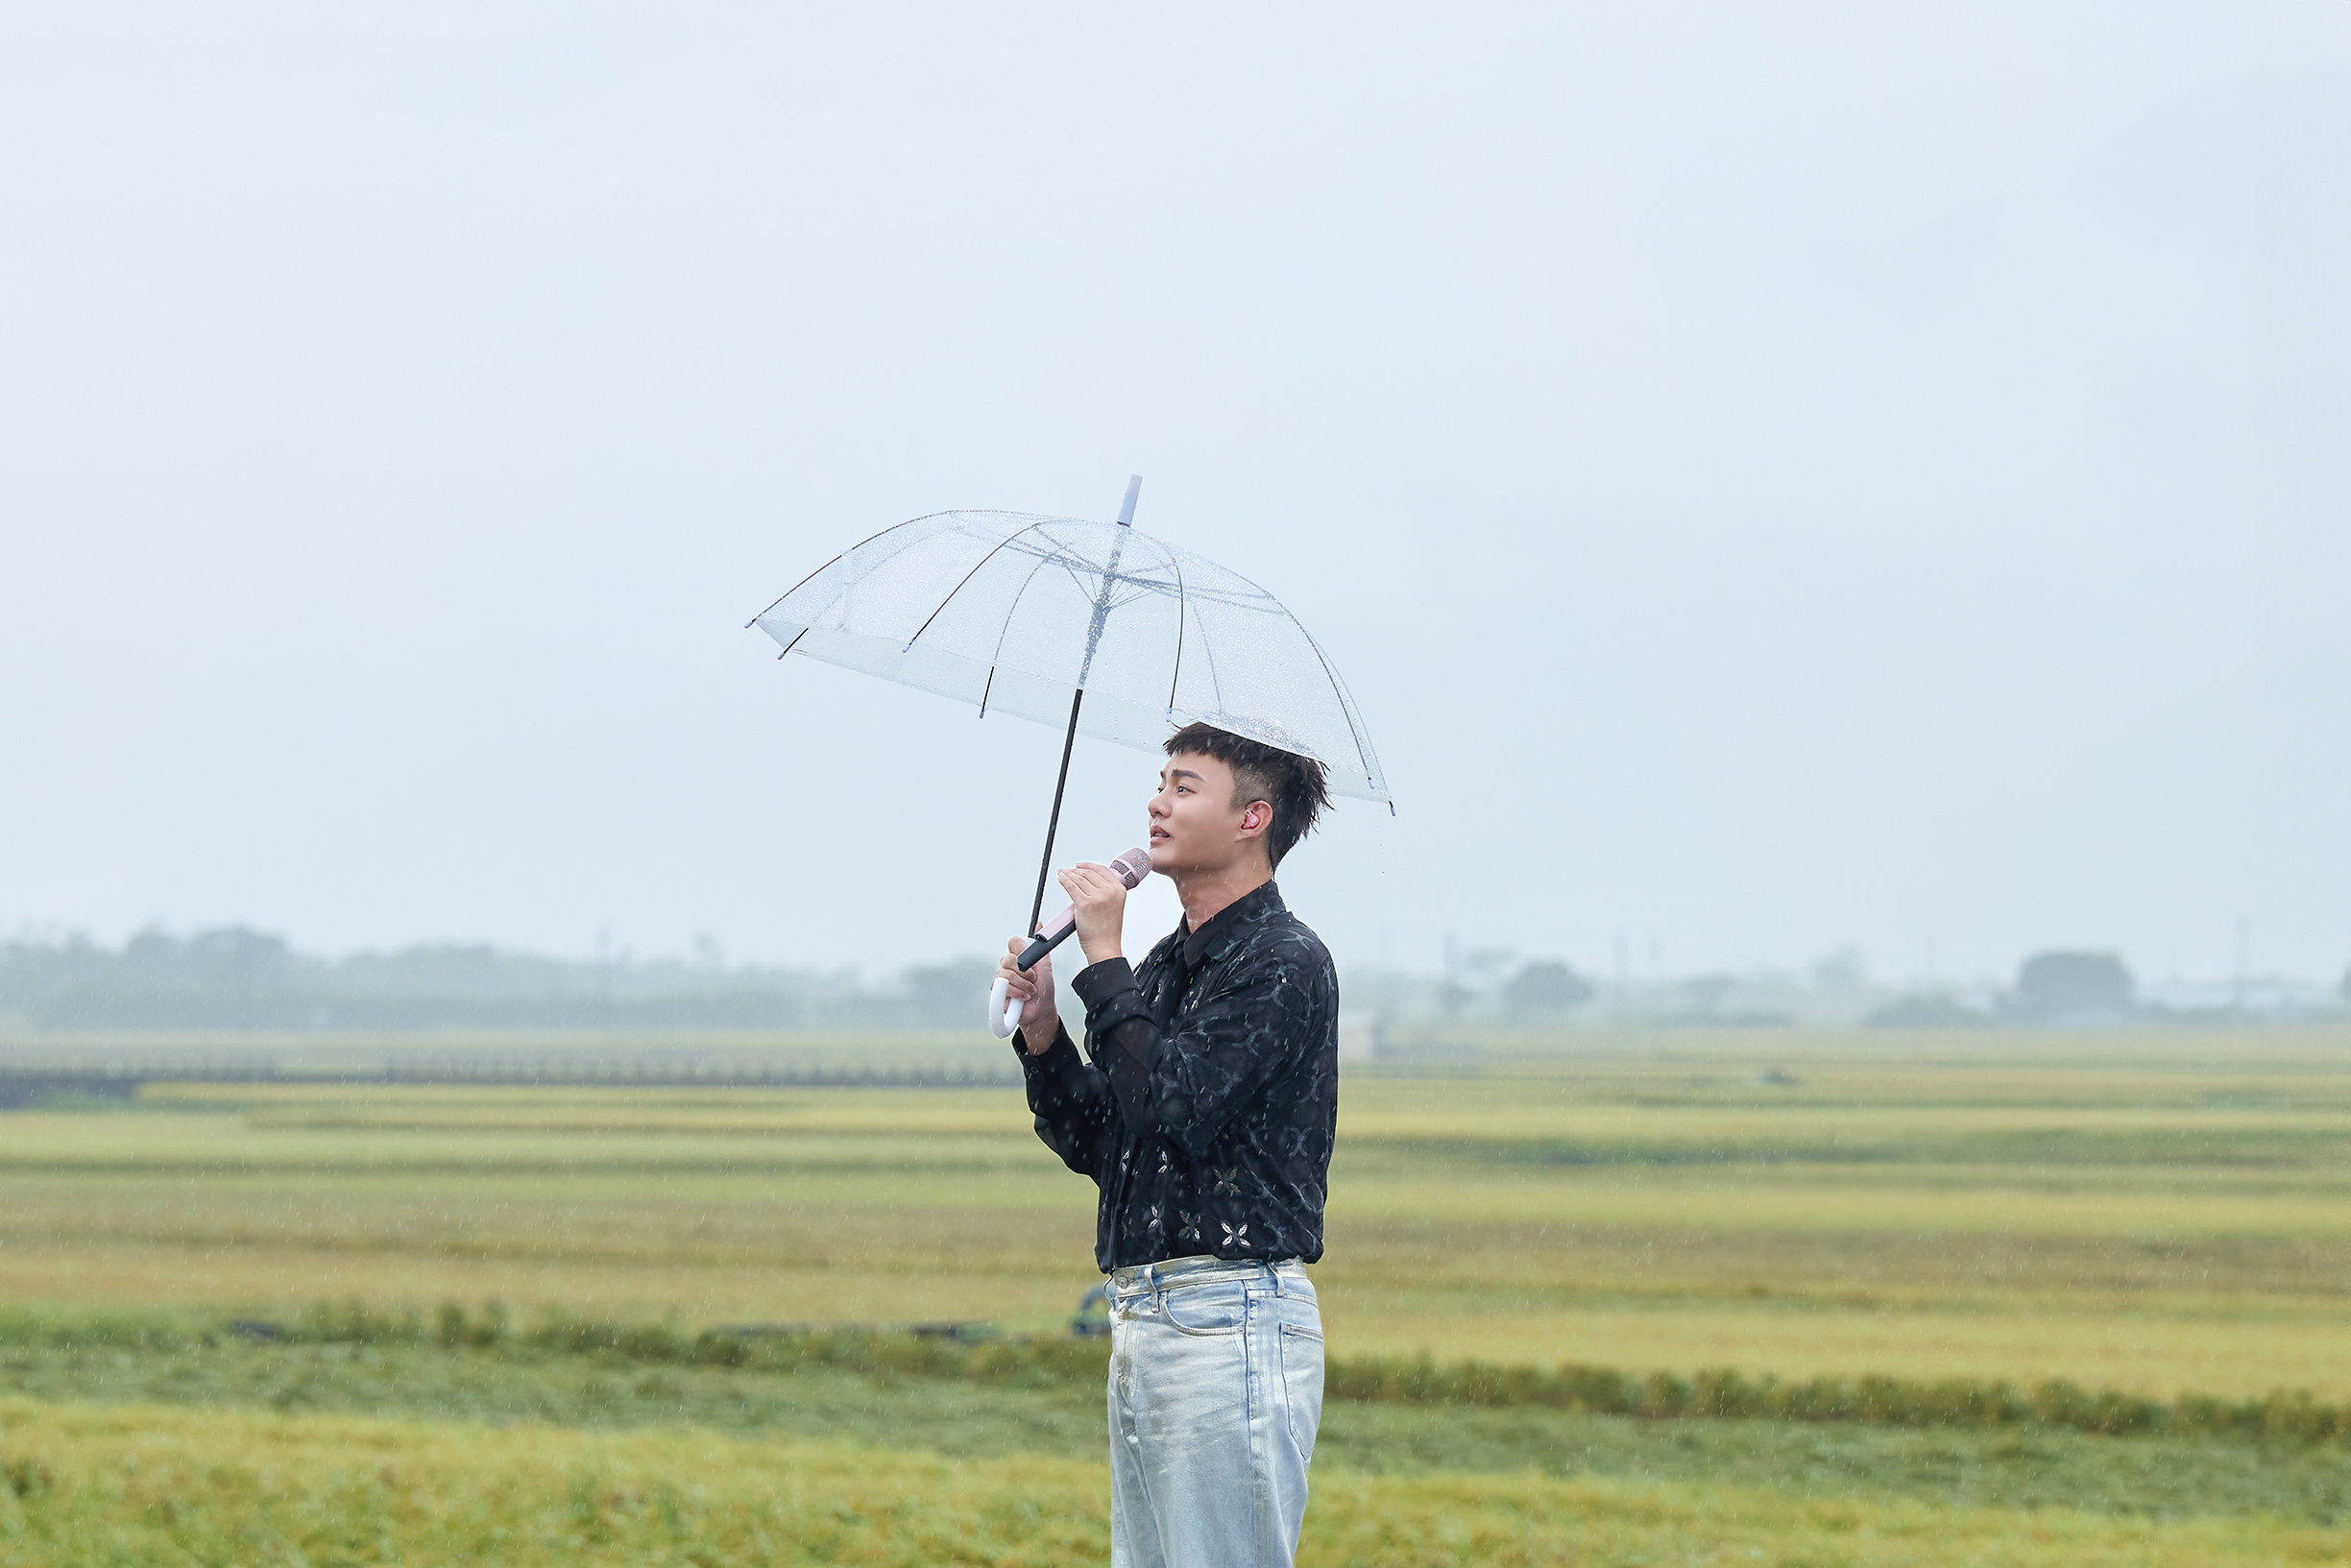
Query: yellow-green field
[
  {"left": 8, "top": 1029, "right": 2351, "bottom": 1395},
  {"left": 6, "top": 1025, "right": 2351, "bottom": 1562}
]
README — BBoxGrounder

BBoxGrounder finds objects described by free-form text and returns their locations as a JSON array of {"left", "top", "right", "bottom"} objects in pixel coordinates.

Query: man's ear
[{"left": 1239, "top": 801, "right": 1270, "bottom": 836}]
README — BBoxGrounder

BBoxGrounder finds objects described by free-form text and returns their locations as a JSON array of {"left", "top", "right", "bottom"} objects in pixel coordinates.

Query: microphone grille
[{"left": 1112, "top": 847, "right": 1152, "bottom": 888}]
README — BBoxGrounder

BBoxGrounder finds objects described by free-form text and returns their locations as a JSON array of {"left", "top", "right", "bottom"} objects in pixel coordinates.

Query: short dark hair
[{"left": 1163, "top": 722, "right": 1330, "bottom": 869}]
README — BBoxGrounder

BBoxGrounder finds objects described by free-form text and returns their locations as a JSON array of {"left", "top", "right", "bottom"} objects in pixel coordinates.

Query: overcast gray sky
[{"left": 4, "top": 5, "right": 2346, "bottom": 987}]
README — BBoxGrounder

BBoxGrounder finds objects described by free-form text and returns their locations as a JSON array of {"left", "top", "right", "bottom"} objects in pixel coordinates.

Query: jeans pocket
[
  {"left": 1278, "top": 1322, "right": 1324, "bottom": 1464},
  {"left": 1157, "top": 1280, "right": 1248, "bottom": 1336}
]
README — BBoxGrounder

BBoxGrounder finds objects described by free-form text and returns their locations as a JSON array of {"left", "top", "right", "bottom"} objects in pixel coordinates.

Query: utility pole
[
  {"left": 1612, "top": 929, "right": 1628, "bottom": 1023},
  {"left": 2233, "top": 917, "right": 2251, "bottom": 1012}
]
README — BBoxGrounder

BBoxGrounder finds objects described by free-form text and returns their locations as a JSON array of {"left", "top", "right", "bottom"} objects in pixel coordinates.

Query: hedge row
[
  {"left": 0, "top": 1302, "right": 1109, "bottom": 1388},
  {"left": 4, "top": 1302, "right": 2343, "bottom": 1444},
  {"left": 1323, "top": 1356, "right": 2351, "bottom": 1442}
]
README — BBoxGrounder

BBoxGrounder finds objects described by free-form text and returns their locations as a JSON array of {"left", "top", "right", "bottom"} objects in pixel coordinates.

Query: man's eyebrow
[{"left": 1165, "top": 767, "right": 1205, "bottom": 783}]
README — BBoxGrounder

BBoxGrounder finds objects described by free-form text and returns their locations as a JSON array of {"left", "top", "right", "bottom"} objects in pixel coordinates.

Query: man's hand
[
  {"left": 1058, "top": 861, "right": 1128, "bottom": 968},
  {"left": 997, "top": 939, "right": 1059, "bottom": 1054}
]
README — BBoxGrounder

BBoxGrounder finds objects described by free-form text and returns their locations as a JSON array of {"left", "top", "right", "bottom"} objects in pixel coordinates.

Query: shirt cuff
[{"left": 1072, "top": 957, "right": 1151, "bottom": 1032}]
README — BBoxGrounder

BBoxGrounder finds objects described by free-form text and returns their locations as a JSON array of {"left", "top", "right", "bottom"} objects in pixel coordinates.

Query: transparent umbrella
[{"left": 750, "top": 478, "right": 1390, "bottom": 940}]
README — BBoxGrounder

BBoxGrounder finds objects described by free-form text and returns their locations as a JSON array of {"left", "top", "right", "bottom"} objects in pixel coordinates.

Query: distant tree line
[
  {"left": 1863, "top": 949, "right": 2351, "bottom": 1027},
  {"left": 0, "top": 928, "right": 998, "bottom": 1031},
  {"left": 10, "top": 928, "right": 2325, "bottom": 1034},
  {"left": 1868, "top": 950, "right": 2138, "bottom": 1027}
]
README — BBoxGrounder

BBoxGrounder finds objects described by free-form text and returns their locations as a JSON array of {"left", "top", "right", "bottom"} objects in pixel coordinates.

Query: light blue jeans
[{"left": 1105, "top": 1255, "right": 1323, "bottom": 1568}]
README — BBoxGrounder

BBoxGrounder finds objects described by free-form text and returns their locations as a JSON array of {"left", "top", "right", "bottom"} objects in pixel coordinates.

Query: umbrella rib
[
  {"left": 744, "top": 514, "right": 931, "bottom": 627},
  {"left": 747, "top": 554, "right": 843, "bottom": 628},
  {"left": 901, "top": 519, "right": 1058, "bottom": 651},
  {"left": 1053, "top": 561, "right": 1096, "bottom": 603},
  {"left": 989, "top": 543, "right": 1069, "bottom": 666},
  {"left": 1164, "top": 541, "right": 1187, "bottom": 715},
  {"left": 1290, "top": 616, "right": 1380, "bottom": 792},
  {"left": 1180, "top": 583, "right": 1283, "bottom": 610},
  {"left": 990, "top": 532, "right": 1188, "bottom": 600},
  {"left": 1199, "top": 609, "right": 1229, "bottom": 714}
]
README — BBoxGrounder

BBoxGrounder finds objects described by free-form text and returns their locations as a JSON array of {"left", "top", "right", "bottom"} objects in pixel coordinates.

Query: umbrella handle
[{"left": 987, "top": 976, "right": 1022, "bottom": 1038}]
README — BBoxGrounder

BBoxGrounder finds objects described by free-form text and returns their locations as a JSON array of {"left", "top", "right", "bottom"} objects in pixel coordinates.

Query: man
[{"left": 994, "top": 721, "right": 1338, "bottom": 1568}]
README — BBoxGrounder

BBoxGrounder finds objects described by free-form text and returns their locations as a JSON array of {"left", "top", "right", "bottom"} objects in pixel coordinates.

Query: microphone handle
[{"left": 1017, "top": 919, "right": 1078, "bottom": 973}]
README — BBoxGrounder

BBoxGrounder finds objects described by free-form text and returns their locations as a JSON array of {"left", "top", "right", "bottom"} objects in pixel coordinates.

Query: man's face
[{"left": 1148, "top": 752, "right": 1269, "bottom": 877}]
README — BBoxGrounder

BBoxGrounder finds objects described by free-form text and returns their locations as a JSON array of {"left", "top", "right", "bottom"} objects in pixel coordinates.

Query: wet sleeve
[
  {"left": 1072, "top": 954, "right": 1323, "bottom": 1165},
  {"left": 1014, "top": 1020, "right": 1117, "bottom": 1182}
]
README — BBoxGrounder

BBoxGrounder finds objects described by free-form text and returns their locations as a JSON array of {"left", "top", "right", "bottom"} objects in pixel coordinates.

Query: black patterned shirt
[{"left": 1013, "top": 880, "right": 1339, "bottom": 1272}]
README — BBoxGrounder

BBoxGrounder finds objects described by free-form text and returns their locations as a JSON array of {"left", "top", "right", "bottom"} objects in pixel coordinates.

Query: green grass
[
  {"left": 8, "top": 1323, "right": 2351, "bottom": 1525},
  {"left": 7, "top": 1397, "right": 2351, "bottom": 1566}
]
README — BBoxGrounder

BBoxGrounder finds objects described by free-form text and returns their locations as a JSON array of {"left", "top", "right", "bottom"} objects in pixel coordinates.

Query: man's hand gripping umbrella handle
[
  {"left": 988, "top": 975, "right": 1022, "bottom": 1037},
  {"left": 986, "top": 918, "right": 1065, "bottom": 1038}
]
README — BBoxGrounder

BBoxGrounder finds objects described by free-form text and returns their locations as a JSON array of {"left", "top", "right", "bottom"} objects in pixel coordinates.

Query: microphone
[
  {"left": 1018, "top": 847, "right": 1152, "bottom": 972},
  {"left": 989, "top": 847, "right": 1152, "bottom": 1038}
]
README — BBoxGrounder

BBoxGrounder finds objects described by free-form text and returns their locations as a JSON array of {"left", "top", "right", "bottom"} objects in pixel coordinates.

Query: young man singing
[{"left": 994, "top": 722, "right": 1338, "bottom": 1568}]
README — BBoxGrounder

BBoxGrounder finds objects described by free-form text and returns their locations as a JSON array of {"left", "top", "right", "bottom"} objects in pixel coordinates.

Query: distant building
[{"left": 1337, "top": 1013, "right": 1386, "bottom": 1062}]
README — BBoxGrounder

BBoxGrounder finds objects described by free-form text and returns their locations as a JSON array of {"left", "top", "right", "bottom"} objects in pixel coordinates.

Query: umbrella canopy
[{"left": 751, "top": 508, "right": 1389, "bottom": 804}]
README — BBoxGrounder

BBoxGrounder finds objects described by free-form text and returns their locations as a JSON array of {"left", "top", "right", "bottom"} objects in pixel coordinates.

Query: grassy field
[
  {"left": 11, "top": 1397, "right": 2351, "bottom": 1567},
  {"left": 4, "top": 1025, "right": 2351, "bottom": 1561}
]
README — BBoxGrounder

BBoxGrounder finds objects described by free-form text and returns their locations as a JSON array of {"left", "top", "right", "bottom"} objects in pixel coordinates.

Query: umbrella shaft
[{"left": 1029, "top": 687, "right": 1085, "bottom": 936}]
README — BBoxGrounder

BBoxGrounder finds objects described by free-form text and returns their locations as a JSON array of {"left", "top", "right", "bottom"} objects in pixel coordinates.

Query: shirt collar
[{"left": 1179, "top": 880, "right": 1284, "bottom": 971}]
